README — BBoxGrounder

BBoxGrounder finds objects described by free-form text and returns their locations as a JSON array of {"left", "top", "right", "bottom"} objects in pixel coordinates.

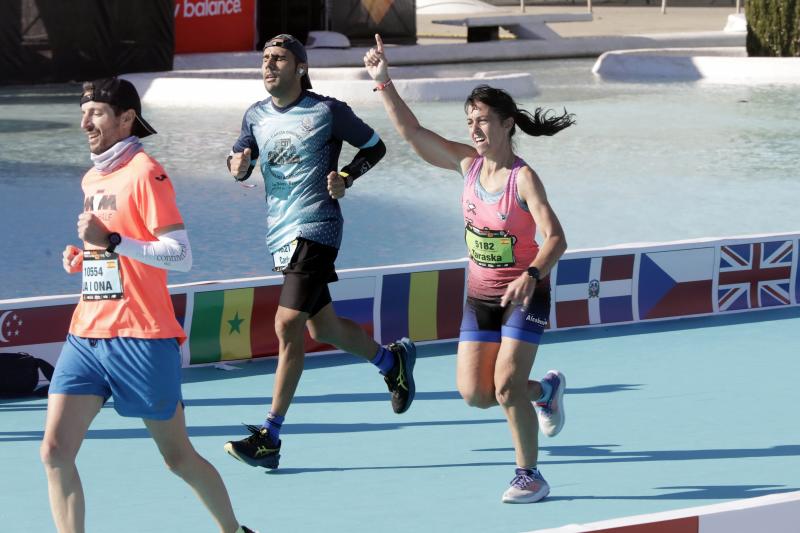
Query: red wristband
[{"left": 373, "top": 79, "right": 393, "bottom": 92}]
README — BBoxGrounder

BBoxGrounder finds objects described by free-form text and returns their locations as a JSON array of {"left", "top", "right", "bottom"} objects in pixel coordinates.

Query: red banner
[{"left": 174, "top": 0, "right": 256, "bottom": 54}]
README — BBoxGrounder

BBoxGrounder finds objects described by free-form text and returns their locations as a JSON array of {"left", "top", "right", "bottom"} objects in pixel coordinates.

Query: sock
[
  {"left": 370, "top": 345, "right": 395, "bottom": 376},
  {"left": 537, "top": 379, "right": 553, "bottom": 404},
  {"left": 262, "top": 412, "right": 284, "bottom": 444}
]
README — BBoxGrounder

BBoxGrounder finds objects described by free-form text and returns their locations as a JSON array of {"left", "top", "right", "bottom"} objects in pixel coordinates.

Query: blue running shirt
[{"left": 233, "top": 90, "right": 379, "bottom": 253}]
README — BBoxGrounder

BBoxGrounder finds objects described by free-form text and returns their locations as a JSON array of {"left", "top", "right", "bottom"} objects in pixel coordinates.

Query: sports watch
[
  {"left": 106, "top": 232, "right": 122, "bottom": 253},
  {"left": 526, "top": 266, "right": 541, "bottom": 281}
]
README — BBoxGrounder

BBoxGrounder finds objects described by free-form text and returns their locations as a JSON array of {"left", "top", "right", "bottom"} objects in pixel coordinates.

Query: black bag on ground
[{"left": 0, "top": 352, "right": 55, "bottom": 397}]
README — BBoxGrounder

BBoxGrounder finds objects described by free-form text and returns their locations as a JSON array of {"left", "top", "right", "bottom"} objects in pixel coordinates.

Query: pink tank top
[{"left": 462, "top": 156, "right": 539, "bottom": 300}]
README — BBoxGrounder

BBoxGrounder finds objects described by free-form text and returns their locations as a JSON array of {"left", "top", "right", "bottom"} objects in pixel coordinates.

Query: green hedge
[{"left": 746, "top": 0, "right": 800, "bottom": 56}]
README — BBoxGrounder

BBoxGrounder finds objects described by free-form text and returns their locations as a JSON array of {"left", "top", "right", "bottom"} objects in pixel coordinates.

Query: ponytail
[{"left": 514, "top": 107, "right": 575, "bottom": 137}]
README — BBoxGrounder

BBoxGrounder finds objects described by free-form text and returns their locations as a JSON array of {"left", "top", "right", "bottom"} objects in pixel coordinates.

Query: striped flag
[
  {"left": 188, "top": 280, "right": 376, "bottom": 364},
  {"left": 189, "top": 285, "right": 282, "bottom": 364},
  {"left": 0, "top": 304, "right": 75, "bottom": 348},
  {"left": 380, "top": 268, "right": 465, "bottom": 344}
]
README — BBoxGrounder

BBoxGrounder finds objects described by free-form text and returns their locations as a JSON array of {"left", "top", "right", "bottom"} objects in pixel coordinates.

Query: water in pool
[{"left": 1, "top": 58, "right": 798, "bottom": 300}]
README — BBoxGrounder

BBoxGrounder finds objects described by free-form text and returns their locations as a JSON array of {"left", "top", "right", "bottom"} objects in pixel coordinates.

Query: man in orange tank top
[{"left": 40, "top": 78, "right": 255, "bottom": 533}]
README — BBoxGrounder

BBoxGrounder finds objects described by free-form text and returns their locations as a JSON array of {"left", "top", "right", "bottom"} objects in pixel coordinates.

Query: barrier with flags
[{"left": 1, "top": 232, "right": 798, "bottom": 370}]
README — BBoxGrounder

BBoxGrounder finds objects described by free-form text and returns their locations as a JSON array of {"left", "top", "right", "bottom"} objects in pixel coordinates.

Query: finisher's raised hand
[{"left": 364, "top": 34, "right": 389, "bottom": 83}]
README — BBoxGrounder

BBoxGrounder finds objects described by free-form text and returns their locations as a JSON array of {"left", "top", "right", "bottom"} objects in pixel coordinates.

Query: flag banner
[
  {"left": 639, "top": 248, "right": 714, "bottom": 320},
  {"left": 189, "top": 279, "right": 376, "bottom": 364},
  {"left": 796, "top": 239, "right": 800, "bottom": 305},
  {"left": 380, "top": 268, "right": 465, "bottom": 344},
  {"left": 0, "top": 304, "right": 75, "bottom": 348},
  {"left": 718, "top": 240, "right": 793, "bottom": 311},
  {"left": 190, "top": 286, "right": 281, "bottom": 365},
  {"left": 554, "top": 254, "right": 635, "bottom": 328}
]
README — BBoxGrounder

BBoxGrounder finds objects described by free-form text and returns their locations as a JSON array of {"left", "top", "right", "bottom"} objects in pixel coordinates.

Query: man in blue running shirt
[{"left": 223, "top": 34, "right": 416, "bottom": 469}]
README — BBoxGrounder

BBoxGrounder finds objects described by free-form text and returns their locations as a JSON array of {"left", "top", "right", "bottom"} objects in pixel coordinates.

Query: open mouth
[{"left": 472, "top": 134, "right": 486, "bottom": 144}]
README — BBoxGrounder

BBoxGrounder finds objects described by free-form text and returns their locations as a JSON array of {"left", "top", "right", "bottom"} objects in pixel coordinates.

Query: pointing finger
[{"left": 375, "top": 34, "right": 384, "bottom": 54}]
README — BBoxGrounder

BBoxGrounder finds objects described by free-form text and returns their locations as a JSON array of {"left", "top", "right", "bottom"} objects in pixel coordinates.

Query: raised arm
[{"left": 364, "top": 34, "right": 475, "bottom": 173}]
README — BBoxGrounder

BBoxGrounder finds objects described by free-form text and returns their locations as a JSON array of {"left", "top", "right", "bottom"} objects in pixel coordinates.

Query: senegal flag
[{"left": 189, "top": 286, "right": 282, "bottom": 364}]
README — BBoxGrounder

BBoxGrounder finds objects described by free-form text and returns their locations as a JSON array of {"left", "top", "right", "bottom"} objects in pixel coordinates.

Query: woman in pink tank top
[{"left": 366, "top": 35, "right": 574, "bottom": 503}]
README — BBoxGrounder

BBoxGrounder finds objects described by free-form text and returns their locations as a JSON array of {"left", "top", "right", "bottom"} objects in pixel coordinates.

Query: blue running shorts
[
  {"left": 49, "top": 334, "right": 183, "bottom": 420},
  {"left": 459, "top": 285, "right": 551, "bottom": 345}
]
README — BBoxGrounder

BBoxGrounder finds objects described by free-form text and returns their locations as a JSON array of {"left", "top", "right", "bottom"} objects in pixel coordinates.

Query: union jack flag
[{"left": 717, "top": 240, "right": 793, "bottom": 311}]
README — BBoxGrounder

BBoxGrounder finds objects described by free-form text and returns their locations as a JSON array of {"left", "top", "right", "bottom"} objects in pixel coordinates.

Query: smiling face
[
  {"left": 466, "top": 101, "right": 513, "bottom": 157},
  {"left": 80, "top": 101, "right": 133, "bottom": 155},
  {"left": 261, "top": 44, "right": 304, "bottom": 98}
]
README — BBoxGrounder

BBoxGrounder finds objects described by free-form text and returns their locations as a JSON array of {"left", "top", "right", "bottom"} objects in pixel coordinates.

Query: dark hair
[{"left": 464, "top": 85, "right": 575, "bottom": 138}]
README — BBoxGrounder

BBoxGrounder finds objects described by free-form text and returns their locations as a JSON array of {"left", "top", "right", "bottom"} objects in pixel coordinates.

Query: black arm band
[
  {"left": 227, "top": 154, "right": 256, "bottom": 182},
  {"left": 340, "top": 139, "right": 386, "bottom": 182}
]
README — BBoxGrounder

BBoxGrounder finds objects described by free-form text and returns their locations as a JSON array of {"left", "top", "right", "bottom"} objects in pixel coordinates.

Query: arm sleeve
[
  {"left": 340, "top": 138, "right": 386, "bottom": 181},
  {"left": 115, "top": 229, "right": 192, "bottom": 272}
]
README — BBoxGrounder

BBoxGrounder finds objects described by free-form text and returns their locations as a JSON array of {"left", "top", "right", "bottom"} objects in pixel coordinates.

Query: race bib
[
  {"left": 465, "top": 224, "right": 516, "bottom": 268},
  {"left": 272, "top": 239, "right": 298, "bottom": 272},
  {"left": 82, "top": 250, "right": 123, "bottom": 300}
]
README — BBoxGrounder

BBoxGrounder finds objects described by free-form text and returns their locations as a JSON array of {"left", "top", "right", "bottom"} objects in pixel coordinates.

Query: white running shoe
[
  {"left": 535, "top": 370, "right": 566, "bottom": 437},
  {"left": 501, "top": 468, "right": 550, "bottom": 504}
]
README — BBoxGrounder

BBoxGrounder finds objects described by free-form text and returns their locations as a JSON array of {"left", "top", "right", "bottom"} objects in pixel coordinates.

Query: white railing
[{"left": 517, "top": 0, "right": 745, "bottom": 16}]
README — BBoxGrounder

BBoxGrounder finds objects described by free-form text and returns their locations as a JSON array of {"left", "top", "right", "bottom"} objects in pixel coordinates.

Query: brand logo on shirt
[
  {"left": 300, "top": 117, "right": 314, "bottom": 133},
  {"left": 466, "top": 201, "right": 477, "bottom": 216},
  {"left": 84, "top": 191, "right": 117, "bottom": 212},
  {"left": 154, "top": 174, "right": 168, "bottom": 181},
  {"left": 497, "top": 212, "right": 508, "bottom": 221},
  {"left": 267, "top": 137, "right": 301, "bottom": 165}
]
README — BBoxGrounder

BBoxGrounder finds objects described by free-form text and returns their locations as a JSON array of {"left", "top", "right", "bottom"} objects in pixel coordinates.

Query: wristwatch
[
  {"left": 526, "top": 266, "right": 541, "bottom": 281},
  {"left": 106, "top": 232, "right": 122, "bottom": 253}
]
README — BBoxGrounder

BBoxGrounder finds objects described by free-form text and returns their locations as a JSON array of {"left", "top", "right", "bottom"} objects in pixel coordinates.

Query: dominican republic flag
[
  {"left": 638, "top": 248, "right": 714, "bottom": 320},
  {"left": 554, "top": 254, "right": 635, "bottom": 328},
  {"left": 718, "top": 240, "right": 793, "bottom": 311}
]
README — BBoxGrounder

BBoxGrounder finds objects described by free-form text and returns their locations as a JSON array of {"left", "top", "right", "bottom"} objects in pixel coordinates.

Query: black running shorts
[{"left": 279, "top": 238, "right": 339, "bottom": 317}]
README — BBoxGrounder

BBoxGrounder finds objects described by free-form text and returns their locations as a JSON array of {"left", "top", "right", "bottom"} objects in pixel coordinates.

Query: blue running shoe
[
  {"left": 385, "top": 337, "right": 416, "bottom": 414},
  {"left": 535, "top": 370, "right": 566, "bottom": 437},
  {"left": 502, "top": 468, "right": 550, "bottom": 504}
]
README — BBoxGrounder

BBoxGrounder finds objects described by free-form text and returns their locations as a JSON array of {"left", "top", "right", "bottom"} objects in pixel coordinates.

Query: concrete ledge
[
  {"left": 593, "top": 47, "right": 800, "bottom": 84},
  {"left": 123, "top": 68, "right": 535, "bottom": 107},
  {"left": 173, "top": 31, "right": 744, "bottom": 70}
]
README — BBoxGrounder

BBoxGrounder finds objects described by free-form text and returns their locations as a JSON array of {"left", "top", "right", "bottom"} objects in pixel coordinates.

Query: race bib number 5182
[{"left": 465, "top": 224, "right": 516, "bottom": 268}]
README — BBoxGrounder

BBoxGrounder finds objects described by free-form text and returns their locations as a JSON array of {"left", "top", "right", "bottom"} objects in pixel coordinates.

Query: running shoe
[
  {"left": 384, "top": 337, "right": 416, "bottom": 414},
  {"left": 535, "top": 370, "right": 566, "bottom": 437},
  {"left": 501, "top": 468, "right": 550, "bottom": 504},
  {"left": 224, "top": 424, "right": 281, "bottom": 469}
]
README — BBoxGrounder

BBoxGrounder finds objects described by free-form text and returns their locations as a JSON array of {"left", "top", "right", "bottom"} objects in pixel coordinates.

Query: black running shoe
[
  {"left": 224, "top": 424, "right": 281, "bottom": 469},
  {"left": 384, "top": 337, "right": 417, "bottom": 414}
]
